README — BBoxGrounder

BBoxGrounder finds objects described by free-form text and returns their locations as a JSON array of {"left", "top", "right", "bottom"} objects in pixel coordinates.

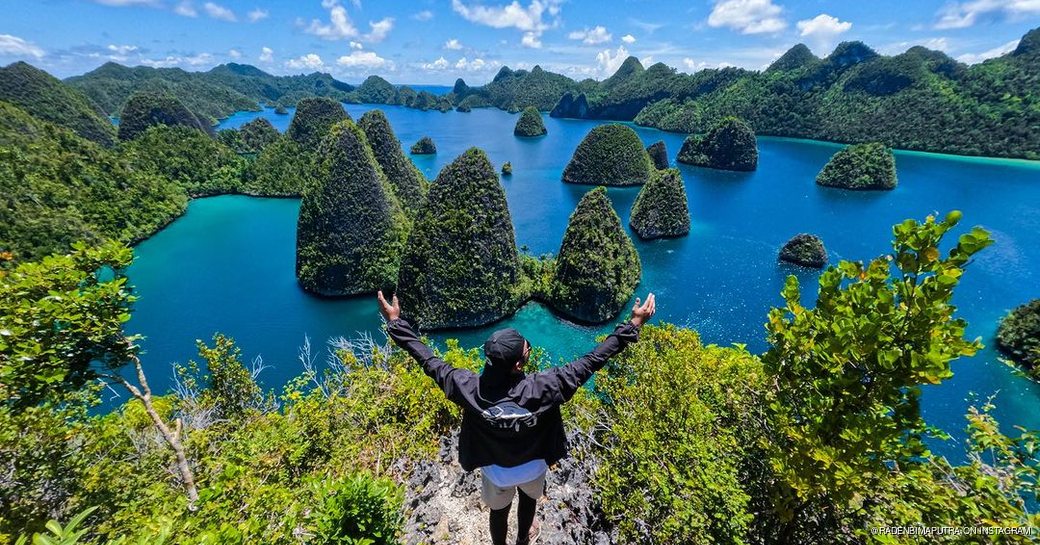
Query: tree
[
  {"left": 0, "top": 242, "right": 198, "bottom": 504},
  {"left": 762, "top": 210, "right": 992, "bottom": 533}
]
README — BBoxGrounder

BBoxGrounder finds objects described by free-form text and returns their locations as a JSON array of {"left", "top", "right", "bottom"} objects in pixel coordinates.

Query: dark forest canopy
[{"left": 0, "top": 61, "right": 116, "bottom": 146}]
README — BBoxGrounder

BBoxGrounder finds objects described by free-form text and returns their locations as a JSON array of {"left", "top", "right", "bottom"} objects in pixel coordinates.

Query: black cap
[{"left": 483, "top": 328, "right": 527, "bottom": 369}]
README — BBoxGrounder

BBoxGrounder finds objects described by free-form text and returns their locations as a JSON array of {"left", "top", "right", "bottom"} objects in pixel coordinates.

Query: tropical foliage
[
  {"left": 513, "top": 106, "right": 547, "bottom": 137},
  {"left": 816, "top": 142, "right": 897, "bottom": 190},
  {"left": 677, "top": 116, "right": 758, "bottom": 171},
  {"left": 562, "top": 124, "right": 653, "bottom": 186},
  {"left": 0, "top": 61, "right": 115, "bottom": 146},
  {"left": 628, "top": 168, "right": 691, "bottom": 240}
]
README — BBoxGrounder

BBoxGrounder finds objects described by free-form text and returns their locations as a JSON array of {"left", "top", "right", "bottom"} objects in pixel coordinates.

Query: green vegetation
[
  {"left": 66, "top": 61, "right": 354, "bottom": 125},
  {"left": 0, "top": 61, "right": 115, "bottom": 146},
  {"left": 410, "top": 136, "right": 436, "bottom": 154},
  {"left": 513, "top": 106, "right": 547, "bottom": 137},
  {"left": 117, "top": 91, "right": 209, "bottom": 141},
  {"left": 121, "top": 125, "right": 246, "bottom": 197},
  {"left": 816, "top": 142, "right": 897, "bottom": 190},
  {"left": 238, "top": 117, "right": 279, "bottom": 153},
  {"left": 594, "top": 324, "right": 765, "bottom": 542},
  {"left": 455, "top": 65, "right": 580, "bottom": 111},
  {"left": 241, "top": 137, "right": 311, "bottom": 196},
  {"left": 628, "top": 169, "right": 691, "bottom": 240},
  {"left": 549, "top": 187, "right": 641, "bottom": 323},
  {"left": 677, "top": 116, "right": 758, "bottom": 171},
  {"left": 997, "top": 299, "right": 1040, "bottom": 378},
  {"left": 547, "top": 27, "right": 1040, "bottom": 159},
  {"left": 397, "top": 148, "right": 521, "bottom": 329},
  {"left": 285, "top": 97, "right": 349, "bottom": 149},
  {"left": 0, "top": 100, "right": 185, "bottom": 265},
  {"left": 358, "top": 110, "right": 428, "bottom": 218},
  {"left": 778, "top": 233, "right": 828, "bottom": 268},
  {"left": 5, "top": 211, "right": 1040, "bottom": 544},
  {"left": 646, "top": 140, "right": 669, "bottom": 170},
  {"left": 296, "top": 120, "right": 408, "bottom": 296},
  {"left": 353, "top": 76, "right": 396, "bottom": 104},
  {"left": 501, "top": 161, "right": 512, "bottom": 176},
  {"left": 562, "top": 124, "right": 653, "bottom": 186}
]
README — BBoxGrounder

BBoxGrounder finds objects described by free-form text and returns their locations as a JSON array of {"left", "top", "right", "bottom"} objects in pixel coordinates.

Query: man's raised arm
[
  {"left": 538, "top": 293, "right": 656, "bottom": 403},
  {"left": 378, "top": 291, "right": 475, "bottom": 404}
]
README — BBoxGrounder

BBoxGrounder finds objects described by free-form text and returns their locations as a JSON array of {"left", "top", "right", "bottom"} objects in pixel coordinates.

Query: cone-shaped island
[
  {"left": 562, "top": 124, "right": 653, "bottom": 186},
  {"left": 677, "top": 117, "right": 758, "bottom": 171},
  {"left": 629, "top": 169, "right": 691, "bottom": 240}
]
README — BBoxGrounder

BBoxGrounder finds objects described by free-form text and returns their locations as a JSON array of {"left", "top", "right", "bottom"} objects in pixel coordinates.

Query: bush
[
  {"left": 562, "top": 124, "right": 653, "bottom": 186},
  {"left": 310, "top": 473, "right": 403, "bottom": 545},
  {"left": 594, "top": 324, "right": 768, "bottom": 544}
]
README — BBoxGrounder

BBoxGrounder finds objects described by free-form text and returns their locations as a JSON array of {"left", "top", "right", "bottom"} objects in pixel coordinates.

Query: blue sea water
[{"left": 126, "top": 104, "right": 1040, "bottom": 457}]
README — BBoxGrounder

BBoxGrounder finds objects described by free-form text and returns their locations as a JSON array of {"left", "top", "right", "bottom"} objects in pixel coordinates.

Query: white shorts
[{"left": 480, "top": 469, "right": 546, "bottom": 511}]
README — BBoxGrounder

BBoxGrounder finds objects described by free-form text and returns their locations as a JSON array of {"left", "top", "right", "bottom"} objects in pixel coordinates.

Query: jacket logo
[{"left": 480, "top": 401, "right": 538, "bottom": 431}]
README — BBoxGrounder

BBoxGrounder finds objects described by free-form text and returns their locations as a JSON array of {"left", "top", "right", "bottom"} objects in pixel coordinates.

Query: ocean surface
[{"left": 126, "top": 104, "right": 1040, "bottom": 457}]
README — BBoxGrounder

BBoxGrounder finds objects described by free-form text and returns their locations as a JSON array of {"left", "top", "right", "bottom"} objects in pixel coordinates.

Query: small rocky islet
[
  {"left": 816, "top": 142, "right": 898, "bottom": 190},
  {"left": 778, "top": 234, "right": 828, "bottom": 269},
  {"left": 562, "top": 124, "right": 653, "bottom": 186},
  {"left": 677, "top": 116, "right": 758, "bottom": 172}
]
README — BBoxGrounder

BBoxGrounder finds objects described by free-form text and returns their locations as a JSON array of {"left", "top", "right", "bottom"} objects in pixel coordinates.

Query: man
[{"left": 376, "top": 291, "right": 656, "bottom": 545}]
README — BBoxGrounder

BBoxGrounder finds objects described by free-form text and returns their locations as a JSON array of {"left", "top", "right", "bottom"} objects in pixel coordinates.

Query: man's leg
[
  {"left": 489, "top": 504, "right": 511, "bottom": 545},
  {"left": 515, "top": 472, "right": 546, "bottom": 544}
]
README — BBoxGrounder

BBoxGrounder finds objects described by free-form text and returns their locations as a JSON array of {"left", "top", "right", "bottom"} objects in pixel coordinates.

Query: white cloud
[
  {"left": 707, "top": 0, "right": 787, "bottom": 34},
  {"left": 248, "top": 8, "right": 269, "bottom": 22},
  {"left": 521, "top": 32, "right": 542, "bottom": 48},
  {"left": 957, "top": 39, "right": 1020, "bottom": 64},
  {"left": 174, "top": 1, "right": 197, "bottom": 17},
  {"left": 682, "top": 57, "right": 735, "bottom": 72},
  {"left": 336, "top": 50, "right": 388, "bottom": 68},
  {"left": 596, "top": 45, "right": 628, "bottom": 76},
  {"left": 454, "top": 56, "right": 501, "bottom": 71},
  {"left": 349, "top": 41, "right": 363, "bottom": 49},
  {"left": 0, "top": 34, "right": 45, "bottom": 58},
  {"left": 621, "top": 34, "right": 636, "bottom": 44},
  {"left": 444, "top": 38, "right": 463, "bottom": 50},
  {"left": 451, "top": 0, "right": 560, "bottom": 35},
  {"left": 796, "top": 14, "right": 851, "bottom": 50},
  {"left": 303, "top": 1, "right": 392, "bottom": 42},
  {"left": 365, "top": 17, "right": 394, "bottom": 43},
  {"left": 628, "top": 18, "right": 664, "bottom": 34},
  {"left": 412, "top": 10, "right": 433, "bottom": 21},
  {"left": 936, "top": 0, "right": 1040, "bottom": 29},
  {"left": 203, "top": 1, "right": 236, "bottom": 22},
  {"left": 107, "top": 44, "right": 138, "bottom": 55},
  {"left": 228, "top": 48, "right": 242, "bottom": 58},
  {"left": 304, "top": 0, "right": 358, "bottom": 39},
  {"left": 141, "top": 52, "right": 214, "bottom": 68},
  {"left": 285, "top": 53, "right": 324, "bottom": 70},
  {"left": 421, "top": 56, "right": 450, "bottom": 70},
  {"left": 797, "top": 14, "right": 851, "bottom": 38},
  {"left": 259, "top": 46, "right": 273, "bottom": 62},
  {"left": 568, "top": 25, "right": 612, "bottom": 45}
]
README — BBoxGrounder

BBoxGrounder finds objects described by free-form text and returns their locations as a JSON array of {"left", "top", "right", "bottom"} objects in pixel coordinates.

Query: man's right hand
[
  {"left": 630, "top": 293, "right": 656, "bottom": 327},
  {"left": 377, "top": 291, "right": 401, "bottom": 322}
]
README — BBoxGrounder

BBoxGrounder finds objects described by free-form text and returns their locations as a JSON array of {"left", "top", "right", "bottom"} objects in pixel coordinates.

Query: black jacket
[{"left": 386, "top": 318, "right": 640, "bottom": 471}]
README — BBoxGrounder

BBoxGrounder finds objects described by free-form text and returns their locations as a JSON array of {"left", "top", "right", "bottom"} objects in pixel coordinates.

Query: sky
[{"left": 1, "top": 0, "right": 1038, "bottom": 84}]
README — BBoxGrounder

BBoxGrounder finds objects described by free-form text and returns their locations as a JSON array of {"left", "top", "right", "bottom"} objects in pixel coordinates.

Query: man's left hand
[{"left": 377, "top": 291, "right": 401, "bottom": 321}]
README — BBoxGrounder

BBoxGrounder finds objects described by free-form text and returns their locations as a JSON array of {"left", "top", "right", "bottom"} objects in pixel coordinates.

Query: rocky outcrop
[
  {"left": 358, "top": 109, "right": 428, "bottom": 218},
  {"left": 646, "top": 140, "right": 669, "bottom": 170},
  {"left": 286, "top": 97, "right": 349, "bottom": 149},
  {"left": 778, "top": 233, "right": 828, "bottom": 268},
  {"left": 514, "top": 106, "right": 547, "bottom": 137},
  {"left": 295, "top": 119, "right": 408, "bottom": 296},
  {"left": 562, "top": 124, "right": 653, "bottom": 186},
  {"left": 629, "top": 169, "right": 691, "bottom": 240},
  {"left": 549, "top": 187, "right": 641, "bottom": 323},
  {"left": 816, "top": 142, "right": 897, "bottom": 190},
  {"left": 411, "top": 136, "right": 437, "bottom": 154},
  {"left": 677, "top": 116, "right": 758, "bottom": 171},
  {"left": 397, "top": 148, "right": 521, "bottom": 329},
  {"left": 117, "top": 90, "right": 208, "bottom": 141}
]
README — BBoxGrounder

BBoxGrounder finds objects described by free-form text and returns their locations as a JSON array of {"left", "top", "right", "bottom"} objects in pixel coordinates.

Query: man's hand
[
  {"left": 377, "top": 290, "right": 401, "bottom": 322},
  {"left": 630, "top": 292, "right": 656, "bottom": 327}
]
